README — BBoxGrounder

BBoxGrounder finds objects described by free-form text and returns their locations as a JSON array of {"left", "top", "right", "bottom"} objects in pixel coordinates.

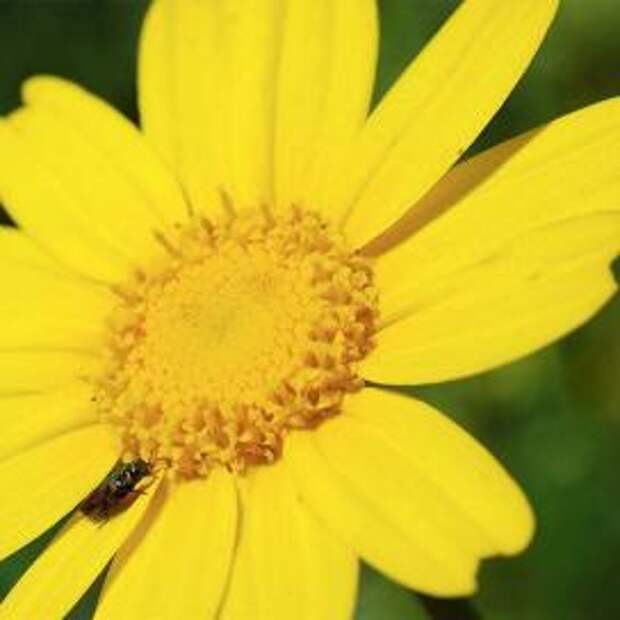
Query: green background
[{"left": 0, "top": 1, "right": 618, "bottom": 618}]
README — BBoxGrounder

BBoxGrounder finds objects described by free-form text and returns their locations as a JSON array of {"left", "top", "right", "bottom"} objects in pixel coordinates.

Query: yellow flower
[{"left": 0, "top": 0, "right": 617, "bottom": 618}]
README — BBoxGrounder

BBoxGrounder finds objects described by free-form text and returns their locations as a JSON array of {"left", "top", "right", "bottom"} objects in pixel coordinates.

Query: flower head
[
  {"left": 98, "top": 208, "right": 378, "bottom": 477},
  {"left": 0, "top": 0, "right": 618, "bottom": 618}
]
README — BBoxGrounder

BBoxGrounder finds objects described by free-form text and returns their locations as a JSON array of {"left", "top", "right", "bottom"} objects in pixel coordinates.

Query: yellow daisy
[{"left": 0, "top": 0, "right": 618, "bottom": 618}]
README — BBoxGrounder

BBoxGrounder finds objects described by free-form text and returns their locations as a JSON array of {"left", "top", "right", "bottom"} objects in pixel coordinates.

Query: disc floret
[{"left": 94, "top": 207, "right": 378, "bottom": 478}]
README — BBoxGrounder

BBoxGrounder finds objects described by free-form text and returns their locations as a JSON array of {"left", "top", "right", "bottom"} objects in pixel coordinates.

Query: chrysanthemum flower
[{"left": 0, "top": 0, "right": 617, "bottom": 617}]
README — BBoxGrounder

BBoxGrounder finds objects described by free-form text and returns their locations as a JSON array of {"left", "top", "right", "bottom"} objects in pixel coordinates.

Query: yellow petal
[
  {"left": 6, "top": 102, "right": 164, "bottom": 269},
  {"left": 23, "top": 76, "right": 188, "bottom": 227},
  {"left": 0, "top": 225, "right": 69, "bottom": 274},
  {"left": 0, "top": 125, "right": 126, "bottom": 282},
  {"left": 220, "top": 462, "right": 358, "bottom": 620},
  {"left": 0, "top": 228, "right": 113, "bottom": 350},
  {"left": 0, "top": 83, "right": 175, "bottom": 281},
  {"left": 0, "top": 480, "right": 155, "bottom": 620},
  {"left": 96, "top": 471, "right": 237, "bottom": 620},
  {"left": 0, "top": 425, "right": 117, "bottom": 561},
  {"left": 138, "top": 0, "right": 229, "bottom": 215},
  {"left": 286, "top": 388, "right": 533, "bottom": 596},
  {"left": 0, "top": 351, "right": 101, "bottom": 396},
  {"left": 365, "top": 98, "right": 620, "bottom": 384},
  {"left": 322, "top": 0, "right": 558, "bottom": 246},
  {"left": 0, "top": 387, "right": 95, "bottom": 461},
  {"left": 274, "top": 0, "right": 377, "bottom": 211},
  {"left": 140, "top": 0, "right": 284, "bottom": 211}
]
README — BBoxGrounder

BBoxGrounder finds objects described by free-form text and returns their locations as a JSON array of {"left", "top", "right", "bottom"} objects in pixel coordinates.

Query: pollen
[{"left": 93, "top": 207, "right": 378, "bottom": 478}]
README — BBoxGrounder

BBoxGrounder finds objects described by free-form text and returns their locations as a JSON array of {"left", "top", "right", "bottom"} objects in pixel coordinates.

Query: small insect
[{"left": 80, "top": 459, "right": 152, "bottom": 521}]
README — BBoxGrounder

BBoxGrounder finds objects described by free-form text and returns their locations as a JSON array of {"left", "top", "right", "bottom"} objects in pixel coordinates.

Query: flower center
[{"left": 94, "top": 207, "right": 378, "bottom": 478}]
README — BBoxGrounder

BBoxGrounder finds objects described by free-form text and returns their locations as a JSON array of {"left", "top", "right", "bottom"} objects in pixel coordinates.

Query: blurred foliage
[
  {"left": 0, "top": 1, "right": 618, "bottom": 619},
  {"left": 357, "top": 567, "right": 429, "bottom": 620}
]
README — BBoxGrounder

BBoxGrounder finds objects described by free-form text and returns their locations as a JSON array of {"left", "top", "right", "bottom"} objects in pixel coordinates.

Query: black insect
[{"left": 80, "top": 459, "right": 152, "bottom": 521}]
